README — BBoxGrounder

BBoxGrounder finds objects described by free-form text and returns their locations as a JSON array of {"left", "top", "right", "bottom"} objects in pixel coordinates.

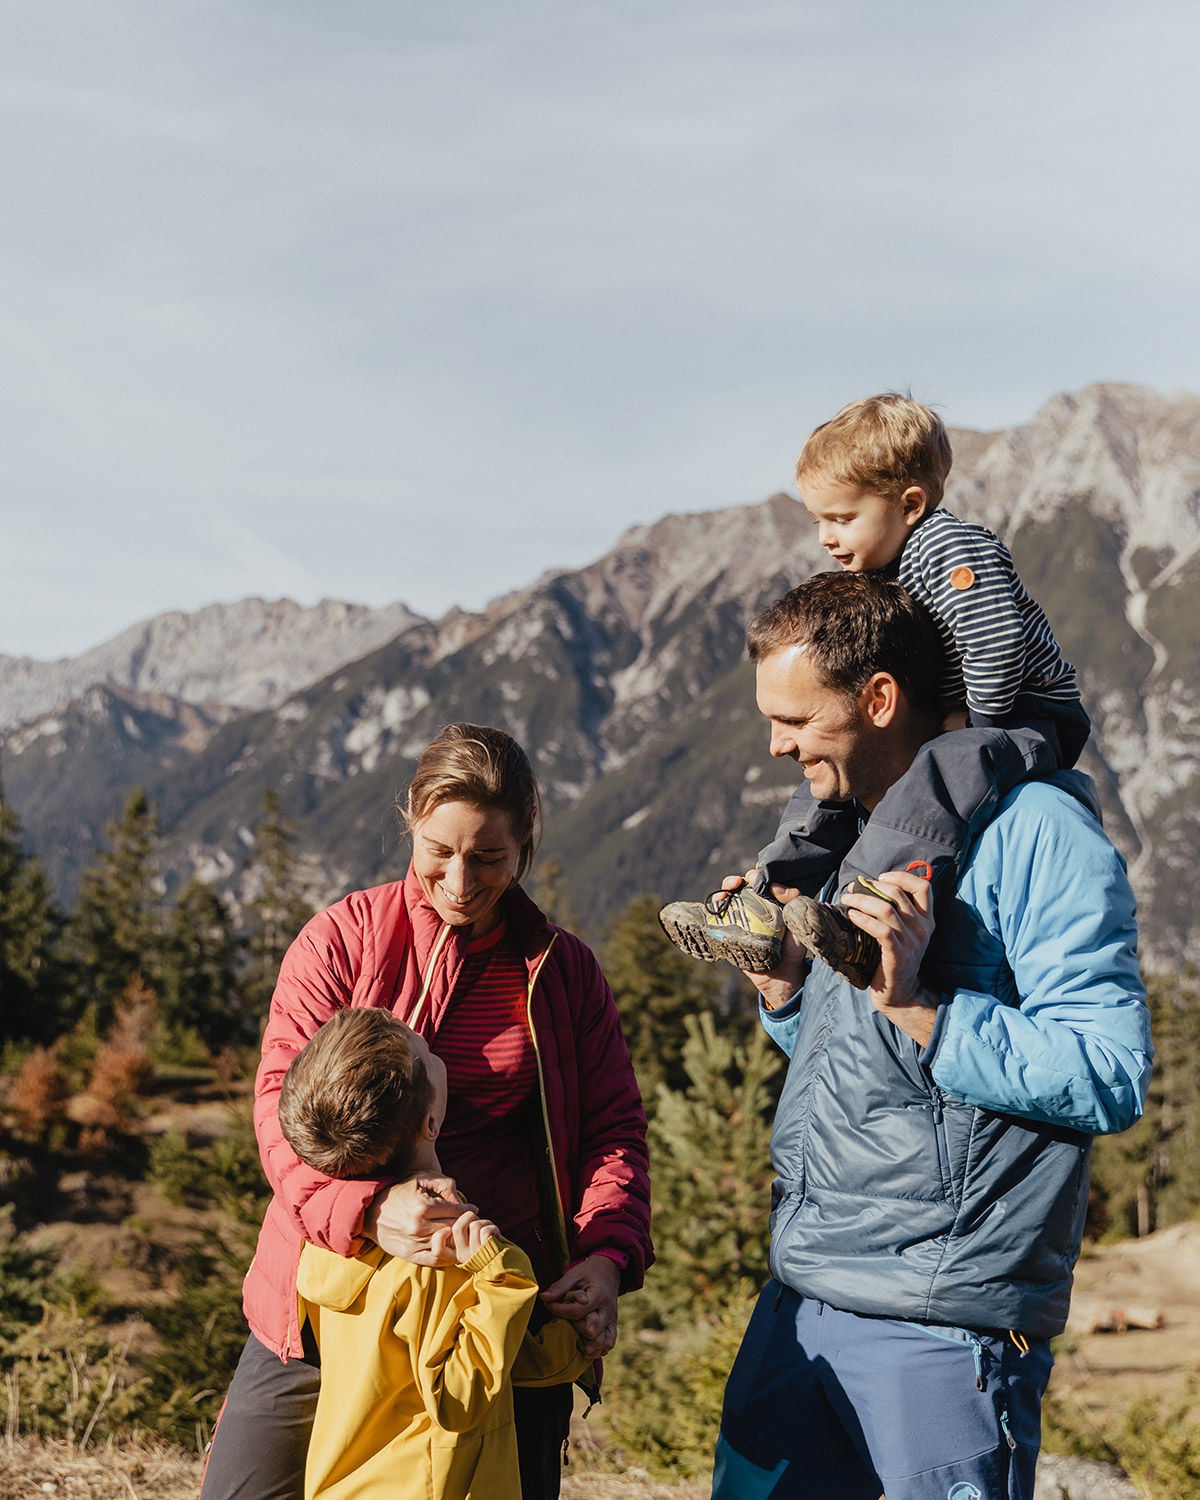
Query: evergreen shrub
[{"left": 602, "top": 1011, "right": 780, "bottom": 1478}]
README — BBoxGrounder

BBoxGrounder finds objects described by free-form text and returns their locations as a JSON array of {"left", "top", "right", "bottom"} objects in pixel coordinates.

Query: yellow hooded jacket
[{"left": 296, "top": 1236, "right": 590, "bottom": 1500}]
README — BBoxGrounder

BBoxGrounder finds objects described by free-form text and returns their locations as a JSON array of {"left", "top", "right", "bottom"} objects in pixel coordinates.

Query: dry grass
[
  {"left": 0, "top": 1438, "right": 203, "bottom": 1499},
  {"left": 0, "top": 1439, "right": 708, "bottom": 1500},
  {"left": 562, "top": 1479, "right": 705, "bottom": 1499}
]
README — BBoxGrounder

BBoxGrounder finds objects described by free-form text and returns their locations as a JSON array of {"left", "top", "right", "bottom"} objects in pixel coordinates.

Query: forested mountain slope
[{"left": 4, "top": 382, "right": 1198, "bottom": 965}]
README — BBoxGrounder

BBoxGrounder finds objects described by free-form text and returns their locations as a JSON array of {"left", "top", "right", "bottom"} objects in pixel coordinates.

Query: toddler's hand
[{"left": 451, "top": 1210, "right": 499, "bottom": 1262}]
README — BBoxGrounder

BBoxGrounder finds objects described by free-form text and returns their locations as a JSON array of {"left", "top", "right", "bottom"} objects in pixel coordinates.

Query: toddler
[{"left": 660, "top": 393, "right": 1089, "bottom": 987}]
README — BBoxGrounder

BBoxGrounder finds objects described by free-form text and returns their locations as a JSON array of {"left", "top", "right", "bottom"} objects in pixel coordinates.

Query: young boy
[
  {"left": 660, "top": 392, "right": 1090, "bottom": 987},
  {"left": 277, "top": 1006, "right": 590, "bottom": 1500}
]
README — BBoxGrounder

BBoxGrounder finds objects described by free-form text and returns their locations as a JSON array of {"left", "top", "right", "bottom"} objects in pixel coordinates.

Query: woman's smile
[{"left": 411, "top": 800, "right": 524, "bottom": 936}]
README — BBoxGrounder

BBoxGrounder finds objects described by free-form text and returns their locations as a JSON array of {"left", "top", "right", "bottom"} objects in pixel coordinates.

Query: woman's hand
[
  {"left": 363, "top": 1175, "right": 474, "bottom": 1266},
  {"left": 541, "top": 1255, "right": 621, "bottom": 1358}
]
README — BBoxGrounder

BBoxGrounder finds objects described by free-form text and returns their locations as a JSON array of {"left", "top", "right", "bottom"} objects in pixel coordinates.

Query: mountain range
[{"left": 3, "top": 381, "right": 1198, "bottom": 971}]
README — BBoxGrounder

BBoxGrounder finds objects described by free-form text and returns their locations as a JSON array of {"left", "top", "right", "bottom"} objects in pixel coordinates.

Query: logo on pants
[{"left": 947, "top": 1486, "right": 983, "bottom": 1500}]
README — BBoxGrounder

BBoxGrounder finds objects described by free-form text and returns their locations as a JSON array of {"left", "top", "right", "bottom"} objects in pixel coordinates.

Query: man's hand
[
  {"left": 363, "top": 1175, "right": 473, "bottom": 1265},
  {"left": 541, "top": 1254, "right": 622, "bottom": 1358},
  {"left": 842, "top": 869, "right": 939, "bottom": 1046},
  {"left": 450, "top": 1210, "right": 499, "bottom": 1263}
]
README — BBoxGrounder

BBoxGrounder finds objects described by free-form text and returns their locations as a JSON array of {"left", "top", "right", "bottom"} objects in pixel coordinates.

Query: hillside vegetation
[{"left": 2, "top": 775, "right": 1200, "bottom": 1496}]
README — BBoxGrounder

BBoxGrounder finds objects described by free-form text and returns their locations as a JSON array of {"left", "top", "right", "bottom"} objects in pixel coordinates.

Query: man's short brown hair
[
  {"left": 795, "top": 393, "right": 953, "bottom": 508},
  {"left": 747, "top": 571, "right": 945, "bottom": 719},
  {"left": 278, "top": 1008, "right": 434, "bottom": 1179}
]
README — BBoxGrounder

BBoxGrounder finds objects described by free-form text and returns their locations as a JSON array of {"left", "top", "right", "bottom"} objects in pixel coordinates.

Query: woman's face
[{"left": 411, "top": 800, "right": 524, "bottom": 937}]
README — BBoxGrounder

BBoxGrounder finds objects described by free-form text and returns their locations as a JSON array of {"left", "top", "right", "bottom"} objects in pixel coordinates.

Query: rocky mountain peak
[
  {"left": 571, "top": 493, "right": 824, "bottom": 634},
  {"left": 0, "top": 596, "right": 425, "bottom": 732},
  {"left": 951, "top": 382, "right": 1200, "bottom": 563},
  {"left": 3, "top": 381, "right": 1197, "bottom": 970}
]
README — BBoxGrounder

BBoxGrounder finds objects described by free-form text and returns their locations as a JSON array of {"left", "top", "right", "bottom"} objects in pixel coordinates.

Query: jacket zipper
[
  {"left": 525, "top": 934, "right": 569, "bottom": 1268},
  {"left": 927, "top": 1078, "right": 956, "bottom": 1206},
  {"left": 406, "top": 922, "right": 453, "bottom": 1030},
  {"left": 525, "top": 936, "right": 602, "bottom": 1406}
]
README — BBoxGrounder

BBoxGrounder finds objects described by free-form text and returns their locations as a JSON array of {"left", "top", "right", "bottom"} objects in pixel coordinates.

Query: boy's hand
[
  {"left": 451, "top": 1210, "right": 499, "bottom": 1263},
  {"left": 365, "top": 1175, "right": 473, "bottom": 1266}
]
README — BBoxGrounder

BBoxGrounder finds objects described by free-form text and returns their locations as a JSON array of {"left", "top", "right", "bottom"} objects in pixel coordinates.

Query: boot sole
[
  {"left": 658, "top": 906, "right": 782, "bottom": 974},
  {"left": 782, "top": 896, "right": 880, "bottom": 990}
]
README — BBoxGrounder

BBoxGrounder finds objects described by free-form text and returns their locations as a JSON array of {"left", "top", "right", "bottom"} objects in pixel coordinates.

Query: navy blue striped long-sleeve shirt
[{"left": 898, "top": 508, "right": 1081, "bottom": 717}]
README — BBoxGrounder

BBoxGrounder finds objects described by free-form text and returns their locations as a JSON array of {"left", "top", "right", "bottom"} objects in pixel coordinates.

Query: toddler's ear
[{"left": 900, "top": 485, "right": 929, "bottom": 524}]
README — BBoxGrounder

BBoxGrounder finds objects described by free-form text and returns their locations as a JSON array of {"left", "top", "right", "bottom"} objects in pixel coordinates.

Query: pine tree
[
  {"left": 9, "top": 1046, "right": 71, "bottom": 1140},
  {"left": 0, "top": 765, "right": 71, "bottom": 1043},
  {"left": 644, "top": 1011, "right": 781, "bottom": 1311},
  {"left": 604, "top": 1011, "right": 782, "bottom": 1476},
  {"left": 68, "top": 787, "right": 165, "bottom": 1032},
  {"left": 242, "top": 787, "right": 313, "bottom": 1016},
  {"left": 530, "top": 856, "right": 579, "bottom": 931},
  {"left": 1090, "top": 970, "right": 1200, "bottom": 1237},
  {"left": 162, "top": 879, "right": 242, "bottom": 1052},
  {"left": 601, "top": 894, "right": 728, "bottom": 1098}
]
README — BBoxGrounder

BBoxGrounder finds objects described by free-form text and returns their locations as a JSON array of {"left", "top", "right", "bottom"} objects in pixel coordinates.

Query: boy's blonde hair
[
  {"left": 278, "top": 1008, "right": 434, "bottom": 1180},
  {"left": 796, "top": 393, "right": 953, "bottom": 508}
]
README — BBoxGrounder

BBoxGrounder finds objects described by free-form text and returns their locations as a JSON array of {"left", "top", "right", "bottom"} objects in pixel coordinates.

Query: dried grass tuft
[
  {"left": 0, "top": 1437, "right": 709, "bottom": 1500},
  {"left": 0, "top": 1436, "right": 202, "bottom": 1500}
]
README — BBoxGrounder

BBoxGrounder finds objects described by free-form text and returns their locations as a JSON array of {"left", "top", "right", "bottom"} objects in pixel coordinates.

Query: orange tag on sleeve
[{"left": 949, "top": 566, "right": 976, "bottom": 590}]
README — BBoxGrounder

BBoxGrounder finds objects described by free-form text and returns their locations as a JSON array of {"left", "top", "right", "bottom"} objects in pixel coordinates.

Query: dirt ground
[
  {"left": 0, "top": 1440, "right": 1145, "bottom": 1500},
  {"left": 1051, "top": 1218, "right": 1200, "bottom": 1427}
]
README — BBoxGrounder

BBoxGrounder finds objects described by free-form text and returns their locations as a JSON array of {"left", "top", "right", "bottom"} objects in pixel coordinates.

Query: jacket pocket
[{"left": 927, "top": 1086, "right": 960, "bottom": 1210}]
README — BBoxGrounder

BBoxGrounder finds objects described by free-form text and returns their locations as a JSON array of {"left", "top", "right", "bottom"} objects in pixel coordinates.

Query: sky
[{"left": 2, "top": 0, "right": 1199, "bottom": 660}]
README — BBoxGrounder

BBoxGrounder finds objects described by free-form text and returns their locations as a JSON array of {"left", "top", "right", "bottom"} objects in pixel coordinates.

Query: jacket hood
[{"left": 297, "top": 1242, "right": 388, "bottom": 1311}]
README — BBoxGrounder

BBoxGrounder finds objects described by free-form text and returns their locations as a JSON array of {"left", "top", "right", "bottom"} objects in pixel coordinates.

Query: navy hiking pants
[{"left": 714, "top": 1282, "right": 1053, "bottom": 1500}]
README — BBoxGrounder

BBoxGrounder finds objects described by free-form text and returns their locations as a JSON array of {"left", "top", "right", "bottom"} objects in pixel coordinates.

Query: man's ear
[
  {"left": 860, "top": 672, "right": 900, "bottom": 727},
  {"left": 420, "top": 1113, "right": 439, "bottom": 1142},
  {"left": 899, "top": 485, "right": 930, "bottom": 528}
]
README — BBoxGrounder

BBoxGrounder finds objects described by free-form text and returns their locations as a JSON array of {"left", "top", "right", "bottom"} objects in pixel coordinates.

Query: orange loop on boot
[{"left": 905, "top": 861, "right": 933, "bottom": 881}]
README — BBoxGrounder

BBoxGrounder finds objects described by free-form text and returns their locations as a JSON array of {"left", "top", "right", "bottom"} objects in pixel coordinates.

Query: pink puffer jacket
[{"left": 242, "top": 864, "right": 653, "bottom": 1361}]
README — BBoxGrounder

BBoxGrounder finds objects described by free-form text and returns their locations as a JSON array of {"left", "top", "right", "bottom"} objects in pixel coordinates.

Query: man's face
[{"left": 755, "top": 644, "right": 884, "bottom": 806}]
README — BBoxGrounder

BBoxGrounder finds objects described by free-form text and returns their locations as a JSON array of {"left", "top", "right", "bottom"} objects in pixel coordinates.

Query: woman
[{"left": 201, "top": 724, "right": 652, "bottom": 1500}]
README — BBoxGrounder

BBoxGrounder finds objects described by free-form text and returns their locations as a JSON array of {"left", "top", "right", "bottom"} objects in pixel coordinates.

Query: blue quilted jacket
[{"left": 762, "top": 772, "right": 1152, "bottom": 1339}]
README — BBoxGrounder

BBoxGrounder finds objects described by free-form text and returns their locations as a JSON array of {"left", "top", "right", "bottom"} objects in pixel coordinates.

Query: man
[{"left": 713, "top": 572, "right": 1152, "bottom": 1500}]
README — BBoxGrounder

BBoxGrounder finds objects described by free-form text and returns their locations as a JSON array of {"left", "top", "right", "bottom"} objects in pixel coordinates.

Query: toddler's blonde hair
[{"left": 796, "top": 393, "right": 953, "bottom": 508}]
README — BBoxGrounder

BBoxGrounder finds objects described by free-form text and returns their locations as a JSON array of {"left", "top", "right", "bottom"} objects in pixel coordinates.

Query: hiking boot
[
  {"left": 659, "top": 887, "right": 785, "bottom": 973},
  {"left": 781, "top": 878, "right": 898, "bottom": 990}
]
